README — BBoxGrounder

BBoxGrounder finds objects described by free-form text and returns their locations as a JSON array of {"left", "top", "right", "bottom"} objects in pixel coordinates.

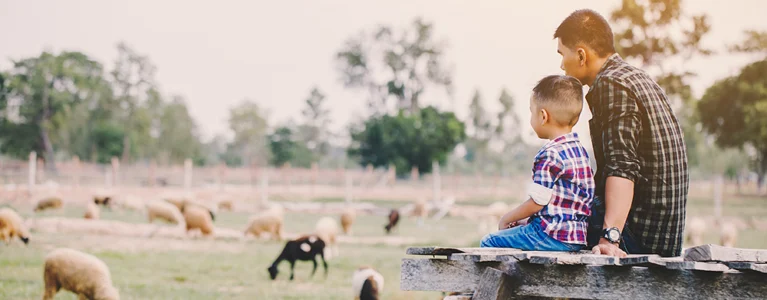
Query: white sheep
[
  {"left": 146, "top": 201, "right": 185, "bottom": 226},
  {"left": 315, "top": 216, "right": 340, "bottom": 259},
  {"left": 720, "top": 222, "right": 738, "bottom": 248},
  {"left": 0, "top": 207, "right": 30, "bottom": 245},
  {"left": 340, "top": 208, "right": 356, "bottom": 236},
  {"left": 685, "top": 216, "right": 706, "bottom": 246},
  {"left": 182, "top": 204, "right": 215, "bottom": 236},
  {"left": 43, "top": 248, "right": 120, "bottom": 300},
  {"left": 84, "top": 202, "right": 100, "bottom": 220},
  {"left": 352, "top": 266, "right": 384, "bottom": 300},
  {"left": 244, "top": 210, "right": 284, "bottom": 241},
  {"left": 115, "top": 195, "right": 145, "bottom": 212}
]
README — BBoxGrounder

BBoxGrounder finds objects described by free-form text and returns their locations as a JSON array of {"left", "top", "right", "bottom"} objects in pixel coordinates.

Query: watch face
[{"left": 608, "top": 229, "right": 620, "bottom": 241}]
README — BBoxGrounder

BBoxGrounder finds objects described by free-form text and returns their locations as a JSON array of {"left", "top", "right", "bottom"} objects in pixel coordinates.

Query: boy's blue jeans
[{"left": 479, "top": 218, "right": 584, "bottom": 252}]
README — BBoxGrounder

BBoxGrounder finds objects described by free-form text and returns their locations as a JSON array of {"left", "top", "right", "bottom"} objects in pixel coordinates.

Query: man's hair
[
  {"left": 554, "top": 9, "right": 616, "bottom": 57},
  {"left": 532, "top": 75, "right": 584, "bottom": 126}
]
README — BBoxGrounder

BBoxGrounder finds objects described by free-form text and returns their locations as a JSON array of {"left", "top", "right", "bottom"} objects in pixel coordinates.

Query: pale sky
[{"left": 1, "top": 0, "right": 765, "bottom": 148}]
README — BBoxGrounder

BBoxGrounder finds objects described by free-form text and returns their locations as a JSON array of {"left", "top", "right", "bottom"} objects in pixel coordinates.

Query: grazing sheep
[
  {"left": 384, "top": 209, "right": 400, "bottom": 234},
  {"left": 84, "top": 202, "right": 101, "bottom": 220},
  {"left": 720, "top": 222, "right": 738, "bottom": 247},
  {"left": 685, "top": 217, "right": 706, "bottom": 246},
  {"left": 267, "top": 235, "right": 327, "bottom": 281},
  {"left": 315, "top": 217, "right": 340, "bottom": 259},
  {"left": 181, "top": 204, "right": 214, "bottom": 236},
  {"left": 114, "top": 195, "right": 145, "bottom": 212},
  {"left": 0, "top": 208, "right": 30, "bottom": 245},
  {"left": 352, "top": 266, "right": 384, "bottom": 300},
  {"left": 412, "top": 199, "right": 427, "bottom": 226},
  {"left": 93, "top": 195, "right": 112, "bottom": 207},
  {"left": 244, "top": 210, "right": 284, "bottom": 241},
  {"left": 340, "top": 208, "right": 356, "bottom": 235},
  {"left": 218, "top": 199, "right": 233, "bottom": 211},
  {"left": 43, "top": 248, "right": 119, "bottom": 300},
  {"left": 146, "top": 201, "right": 185, "bottom": 225},
  {"left": 163, "top": 197, "right": 187, "bottom": 211},
  {"left": 34, "top": 197, "right": 63, "bottom": 212}
]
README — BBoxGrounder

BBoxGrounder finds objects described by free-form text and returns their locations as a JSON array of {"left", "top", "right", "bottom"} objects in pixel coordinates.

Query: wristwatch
[{"left": 602, "top": 227, "right": 621, "bottom": 244}]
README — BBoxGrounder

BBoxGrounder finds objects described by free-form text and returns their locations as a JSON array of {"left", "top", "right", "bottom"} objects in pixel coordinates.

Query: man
[{"left": 553, "top": 9, "right": 689, "bottom": 257}]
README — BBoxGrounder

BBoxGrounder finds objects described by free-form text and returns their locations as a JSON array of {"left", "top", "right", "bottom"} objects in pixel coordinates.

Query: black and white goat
[
  {"left": 267, "top": 235, "right": 327, "bottom": 280},
  {"left": 352, "top": 266, "right": 384, "bottom": 300}
]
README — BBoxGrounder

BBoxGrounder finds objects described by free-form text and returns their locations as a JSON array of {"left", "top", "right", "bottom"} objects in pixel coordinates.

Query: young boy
[{"left": 480, "top": 75, "right": 594, "bottom": 252}]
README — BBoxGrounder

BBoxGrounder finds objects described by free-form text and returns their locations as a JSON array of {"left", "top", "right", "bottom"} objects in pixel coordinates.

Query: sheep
[
  {"left": 43, "top": 248, "right": 119, "bottom": 300},
  {"left": 267, "top": 235, "right": 327, "bottom": 281},
  {"left": 0, "top": 207, "right": 30, "bottom": 245},
  {"left": 163, "top": 196, "right": 187, "bottom": 211},
  {"left": 412, "top": 198, "right": 427, "bottom": 226},
  {"left": 114, "top": 195, "right": 145, "bottom": 212},
  {"left": 340, "top": 208, "right": 356, "bottom": 235},
  {"left": 352, "top": 266, "right": 384, "bottom": 300},
  {"left": 218, "top": 199, "right": 233, "bottom": 211},
  {"left": 145, "top": 200, "right": 185, "bottom": 226},
  {"left": 384, "top": 209, "right": 399, "bottom": 234},
  {"left": 93, "top": 195, "right": 112, "bottom": 207},
  {"left": 34, "top": 197, "right": 63, "bottom": 212},
  {"left": 244, "top": 210, "right": 284, "bottom": 241},
  {"left": 181, "top": 204, "right": 214, "bottom": 236},
  {"left": 315, "top": 216, "right": 340, "bottom": 259},
  {"left": 84, "top": 202, "right": 101, "bottom": 220},
  {"left": 720, "top": 222, "right": 738, "bottom": 248},
  {"left": 685, "top": 217, "right": 706, "bottom": 246}
]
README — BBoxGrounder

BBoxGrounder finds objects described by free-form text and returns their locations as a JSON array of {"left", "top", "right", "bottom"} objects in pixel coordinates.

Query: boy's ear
[{"left": 540, "top": 108, "right": 549, "bottom": 125}]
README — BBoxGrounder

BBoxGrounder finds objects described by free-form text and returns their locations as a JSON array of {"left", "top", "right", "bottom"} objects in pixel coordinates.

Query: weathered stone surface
[
  {"left": 666, "top": 261, "right": 732, "bottom": 272},
  {"left": 619, "top": 255, "right": 668, "bottom": 267},
  {"left": 472, "top": 267, "right": 514, "bottom": 300},
  {"left": 684, "top": 244, "right": 767, "bottom": 263},
  {"left": 725, "top": 262, "right": 767, "bottom": 273},
  {"left": 400, "top": 258, "right": 499, "bottom": 292}
]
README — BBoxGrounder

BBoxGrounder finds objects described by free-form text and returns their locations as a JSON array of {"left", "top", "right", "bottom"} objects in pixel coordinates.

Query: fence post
[
  {"left": 311, "top": 162, "right": 319, "bottom": 198},
  {"left": 714, "top": 174, "right": 723, "bottom": 221},
  {"left": 183, "top": 159, "right": 193, "bottom": 191},
  {"left": 432, "top": 160, "right": 441, "bottom": 204},
  {"left": 72, "top": 156, "right": 81, "bottom": 188},
  {"left": 410, "top": 166, "right": 419, "bottom": 182},
  {"left": 28, "top": 152, "right": 36, "bottom": 192},
  {"left": 37, "top": 157, "right": 45, "bottom": 184},
  {"left": 388, "top": 165, "right": 396, "bottom": 186},
  {"left": 345, "top": 170, "right": 353, "bottom": 204},
  {"left": 148, "top": 160, "right": 156, "bottom": 187},
  {"left": 111, "top": 157, "right": 120, "bottom": 187}
]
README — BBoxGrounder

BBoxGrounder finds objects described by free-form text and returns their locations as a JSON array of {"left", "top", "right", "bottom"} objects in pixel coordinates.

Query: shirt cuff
[{"left": 527, "top": 181, "right": 554, "bottom": 206}]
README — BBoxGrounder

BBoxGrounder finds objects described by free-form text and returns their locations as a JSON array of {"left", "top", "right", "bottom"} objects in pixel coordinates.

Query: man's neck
[{"left": 585, "top": 54, "right": 613, "bottom": 86}]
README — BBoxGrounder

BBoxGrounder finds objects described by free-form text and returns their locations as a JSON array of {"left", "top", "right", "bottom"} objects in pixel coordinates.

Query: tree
[
  {"left": 348, "top": 106, "right": 465, "bottom": 176},
  {"left": 335, "top": 18, "right": 453, "bottom": 114},
  {"left": 299, "top": 87, "right": 331, "bottom": 161},
  {"left": 610, "top": 0, "right": 713, "bottom": 103},
  {"left": 730, "top": 30, "right": 767, "bottom": 54},
  {"left": 110, "top": 42, "right": 157, "bottom": 163},
  {"left": 156, "top": 95, "right": 202, "bottom": 164},
  {"left": 698, "top": 59, "right": 767, "bottom": 192},
  {"left": 228, "top": 100, "right": 269, "bottom": 166},
  {"left": 493, "top": 88, "right": 524, "bottom": 174},
  {"left": 464, "top": 89, "right": 492, "bottom": 168},
  {"left": 0, "top": 51, "right": 104, "bottom": 172}
]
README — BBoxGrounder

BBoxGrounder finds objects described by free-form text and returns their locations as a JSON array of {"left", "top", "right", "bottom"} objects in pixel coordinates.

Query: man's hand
[{"left": 591, "top": 238, "right": 627, "bottom": 257}]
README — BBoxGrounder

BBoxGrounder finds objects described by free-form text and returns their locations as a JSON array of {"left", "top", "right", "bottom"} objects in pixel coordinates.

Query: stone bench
[{"left": 400, "top": 244, "right": 767, "bottom": 299}]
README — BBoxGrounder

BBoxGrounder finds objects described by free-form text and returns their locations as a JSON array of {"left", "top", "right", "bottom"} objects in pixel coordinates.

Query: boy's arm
[{"left": 498, "top": 198, "right": 543, "bottom": 230}]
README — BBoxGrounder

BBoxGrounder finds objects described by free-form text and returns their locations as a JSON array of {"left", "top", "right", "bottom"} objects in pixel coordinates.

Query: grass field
[{"left": 1, "top": 190, "right": 765, "bottom": 299}]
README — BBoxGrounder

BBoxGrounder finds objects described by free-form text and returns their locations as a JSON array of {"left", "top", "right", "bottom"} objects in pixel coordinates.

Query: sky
[{"left": 1, "top": 0, "right": 765, "bottom": 149}]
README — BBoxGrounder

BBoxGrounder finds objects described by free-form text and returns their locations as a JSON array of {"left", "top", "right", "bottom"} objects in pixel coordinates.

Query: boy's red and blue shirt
[{"left": 528, "top": 132, "right": 594, "bottom": 245}]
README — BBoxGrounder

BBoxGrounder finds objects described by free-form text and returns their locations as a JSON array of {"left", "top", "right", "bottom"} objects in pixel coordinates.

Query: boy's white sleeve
[{"left": 527, "top": 181, "right": 554, "bottom": 206}]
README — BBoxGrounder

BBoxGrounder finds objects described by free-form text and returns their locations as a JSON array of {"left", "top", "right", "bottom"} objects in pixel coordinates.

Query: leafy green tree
[
  {"left": 228, "top": 100, "right": 269, "bottom": 166},
  {"left": 348, "top": 106, "right": 465, "bottom": 176},
  {"left": 730, "top": 30, "right": 767, "bottom": 54},
  {"left": 698, "top": 59, "right": 767, "bottom": 191},
  {"left": 0, "top": 51, "right": 103, "bottom": 172},
  {"left": 156, "top": 95, "right": 202, "bottom": 164},
  {"left": 464, "top": 89, "right": 492, "bottom": 167},
  {"left": 335, "top": 18, "right": 453, "bottom": 114},
  {"left": 90, "top": 123, "right": 125, "bottom": 164},
  {"left": 299, "top": 87, "right": 331, "bottom": 161}
]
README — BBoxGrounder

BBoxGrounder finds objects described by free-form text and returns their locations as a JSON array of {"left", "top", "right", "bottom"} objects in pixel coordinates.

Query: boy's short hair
[
  {"left": 532, "top": 75, "right": 584, "bottom": 126},
  {"left": 554, "top": 9, "right": 616, "bottom": 58}
]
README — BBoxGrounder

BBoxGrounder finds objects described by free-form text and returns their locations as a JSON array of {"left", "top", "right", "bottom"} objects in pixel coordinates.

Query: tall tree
[
  {"left": 228, "top": 100, "right": 269, "bottom": 166},
  {"left": 610, "top": 0, "right": 713, "bottom": 103},
  {"left": 698, "top": 59, "right": 767, "bottom": 192},
  {"left": 729, "top": 30, "right": 767, "bottom": 54},
  {"left": 156, "top": 95, "right": 201, "bottom": 164},
  {"left": 110, "top": 42, "right": 157, "bottom": 163},
  {"left": 299, "top": 86, "right": 331, "bottom": 161},
  {"left": 464, "top": 89, "right": 492, "bottom": 168},
  {"left": 0, "top": 51, "right": 103, "bottom": 172},
  {"left": 335, "top": 18, "right": 453, "bottom": 114}
]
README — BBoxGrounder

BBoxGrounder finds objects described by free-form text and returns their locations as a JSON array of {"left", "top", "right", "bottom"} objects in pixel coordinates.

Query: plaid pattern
[
  {"left": 532, "top": 132, "right": 594, "bottom": 245},
  {"left": 586, "top": 54, "right": 689, "bottom": 257}
]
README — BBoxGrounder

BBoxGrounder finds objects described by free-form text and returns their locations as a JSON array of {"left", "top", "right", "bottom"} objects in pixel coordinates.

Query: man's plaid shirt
[
  {"left": 530, "top": 132, "right": 594, "bottom": 245},
  {"left": 586, "top": 54, "right": 689, "bottom": 257}
]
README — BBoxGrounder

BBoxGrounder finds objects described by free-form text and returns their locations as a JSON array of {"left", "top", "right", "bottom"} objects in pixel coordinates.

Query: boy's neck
[{"left": 545, "top": 126, "right": 573, "bottom": 140}]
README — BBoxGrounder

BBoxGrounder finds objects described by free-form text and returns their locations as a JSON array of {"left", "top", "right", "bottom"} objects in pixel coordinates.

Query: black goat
[
  {"left": 268, "top": 235, "right": 327, "bottom": 280},
  {"left": 384, "top": 209, "right": 400, "bottom": 234}
]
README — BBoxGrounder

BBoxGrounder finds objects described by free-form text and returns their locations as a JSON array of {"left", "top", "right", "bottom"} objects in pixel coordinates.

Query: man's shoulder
[{"left": 593, "top": 59, "right": 653, "bottom": 90}]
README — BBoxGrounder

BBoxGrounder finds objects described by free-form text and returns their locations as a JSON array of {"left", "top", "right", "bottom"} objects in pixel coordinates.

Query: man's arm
[
  {"left": 498, "top": 199, "right": 542, "bottom": 230},
  {"left": 593, "top": 78, "right": 642, "bottom": 257}
]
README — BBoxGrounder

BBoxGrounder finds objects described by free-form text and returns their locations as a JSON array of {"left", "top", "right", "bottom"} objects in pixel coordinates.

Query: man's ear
[{"left": 577, "top": 48, "right": 586, "bottom": 66}]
